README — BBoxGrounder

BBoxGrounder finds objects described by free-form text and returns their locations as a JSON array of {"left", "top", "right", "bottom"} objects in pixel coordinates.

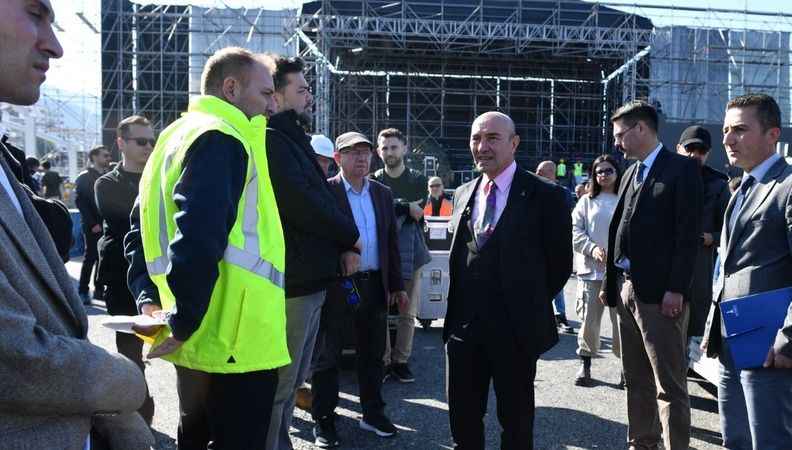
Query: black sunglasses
[
  {"left": 595, "top": 168, "right": 615, "bottom": 176},
  {"left": 429, "top": 184, "right": 442, "bottom": 188},
  {"left": 125, "top": 137, "right": 156, "bottom": 147}
]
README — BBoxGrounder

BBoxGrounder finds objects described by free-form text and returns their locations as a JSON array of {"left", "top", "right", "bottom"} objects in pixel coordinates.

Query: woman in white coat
[{"left": 572, "top": 154, "right": 623, "bottom": 387}]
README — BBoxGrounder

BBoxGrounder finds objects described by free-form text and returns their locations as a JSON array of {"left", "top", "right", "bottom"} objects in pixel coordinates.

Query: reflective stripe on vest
[{"left": 145, "top": 146, "right": 284, "bottom": 289}]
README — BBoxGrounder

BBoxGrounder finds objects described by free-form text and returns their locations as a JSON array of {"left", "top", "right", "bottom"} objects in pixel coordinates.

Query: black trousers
[
  {"left": 175, "top": 365, "right": 278, "bottom": 450},
  {"left": 79, "top": 229, "right": 100, "bottom": 294},
  {"left": 446, "top": 319, "right": 538, "bottom": 450},
  {"left": 312, "top": 272, "right": 387, "bottom": 420}
]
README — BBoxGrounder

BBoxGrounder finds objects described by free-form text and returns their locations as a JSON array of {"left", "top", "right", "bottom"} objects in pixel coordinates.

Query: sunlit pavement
[{"left": 68, "top": 261, "right": 723, "bottom": 449}]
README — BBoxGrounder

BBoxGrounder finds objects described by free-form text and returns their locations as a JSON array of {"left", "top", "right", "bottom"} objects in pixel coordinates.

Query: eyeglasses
[
  {"left": 595, "top": 168, "right": 615, "bottom": 176},
  {"left": 339, "top": 148, "right": 371, "bottom": 157},
  {"left": 125, "top": 137, "right": 156, "bottom": 147},
  {"left": 613, "top": 123, "right": 638, "bottom": 141},
  {"left": 429, "top": 184, "right": 442, "bottom": 188}
]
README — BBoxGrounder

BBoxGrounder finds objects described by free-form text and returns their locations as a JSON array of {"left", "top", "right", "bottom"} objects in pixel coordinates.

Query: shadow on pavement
[{"left": 535, "top": 406, "right": 627, "bottom": 449}]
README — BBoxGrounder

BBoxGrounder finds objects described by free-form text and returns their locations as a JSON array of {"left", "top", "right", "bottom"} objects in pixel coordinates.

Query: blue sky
[{"left": 46, "top": 0, "right": 792, "bottom": 101}]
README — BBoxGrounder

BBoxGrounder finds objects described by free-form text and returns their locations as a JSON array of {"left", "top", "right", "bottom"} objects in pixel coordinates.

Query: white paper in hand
[{"left": 102, "top": 314, "right": 168, "bottom": 334}]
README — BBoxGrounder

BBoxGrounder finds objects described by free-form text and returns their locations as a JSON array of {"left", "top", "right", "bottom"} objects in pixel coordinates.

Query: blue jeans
[
  {"left": 717, "top": 340, "right": 792, "bottom": 450},
  {"left": 553, "top": 291, "right": 566, "bottom": 316}
]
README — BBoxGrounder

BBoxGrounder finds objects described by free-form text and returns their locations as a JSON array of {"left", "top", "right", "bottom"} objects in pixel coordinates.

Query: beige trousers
[
  {"left": 384, "top": 269, "right": 422, "bottom": 365},
  {"left": 575, "top": 279, "right": 620, "bottom": 358}
]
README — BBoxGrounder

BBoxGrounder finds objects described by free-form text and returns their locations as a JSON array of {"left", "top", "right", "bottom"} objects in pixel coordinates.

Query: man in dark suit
[
  {"left": 675, "top": 125, "right": 730, "bottom": 340},
  {"left": 445, "top": 111, "right": 572, "bottom": 450},
  {"left": 599, "top": 101, "right": 703, "bottom": 450},
  {"left": 702, "top": 93, "right": 792, "bottom": 449},
  {"left": 311, "top": 131, "right": 408, "bottom": 447}
]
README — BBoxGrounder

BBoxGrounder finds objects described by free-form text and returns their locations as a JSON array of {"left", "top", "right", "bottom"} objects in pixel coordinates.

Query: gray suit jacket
[
  {"left": 0, "top": 156, "right": 154, "bottom": 449},
  {"left": 703, "top": 156, "right": 792, "bottom": 359}
]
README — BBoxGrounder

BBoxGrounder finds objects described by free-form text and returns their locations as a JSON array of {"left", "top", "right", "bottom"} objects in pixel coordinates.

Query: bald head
[
  {"left": 469, "top": 111, "right": 519, "bottom": 178},
  {"left": 473, "top": 111, "right": 516, "bottom": 136},
  {"left": 536, "top": 161, "right": 556, "bottom": 181}
]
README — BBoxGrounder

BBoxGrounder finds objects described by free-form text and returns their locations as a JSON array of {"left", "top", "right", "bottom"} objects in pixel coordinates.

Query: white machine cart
[{"left": 417, "top": 216, "right": 453, "bottom": 329}]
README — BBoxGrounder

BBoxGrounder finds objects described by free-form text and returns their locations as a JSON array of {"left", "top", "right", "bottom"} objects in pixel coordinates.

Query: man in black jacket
[
  {"left": 600, "top": 102, "right": 703, "bottom": 450},
  {"left": 675, "top": 125, "right": 729, "bottom": 339},
  {"left": 95, "top": 114, "right": 155, "bottom": 424},
  {"left": 264, "top": 56, "right": 361, "bottom": 450},
  {"left": 74, "top": 145, "right": 111, "bottom": 304}
]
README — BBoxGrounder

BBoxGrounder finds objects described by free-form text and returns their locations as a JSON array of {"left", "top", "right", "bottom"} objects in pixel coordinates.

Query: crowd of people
[{"left": 1, "top": 1, "right": 791, "bottom": 450}]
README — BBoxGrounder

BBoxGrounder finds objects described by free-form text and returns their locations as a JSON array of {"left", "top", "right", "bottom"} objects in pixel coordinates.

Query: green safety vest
[
  {"left": 139, "top": 95, "right": 289, "bottom": 373},
  {"left": 574, "top": 162, "right": 583, "bottom": 177},
  {"left": 557, "top": 163, "right": 567, "bottom": 177}
]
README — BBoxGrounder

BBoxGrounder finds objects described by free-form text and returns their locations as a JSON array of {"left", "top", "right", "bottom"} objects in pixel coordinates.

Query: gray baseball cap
[{"left": 335, "top": 131, "right": 372, "bottom": 152}]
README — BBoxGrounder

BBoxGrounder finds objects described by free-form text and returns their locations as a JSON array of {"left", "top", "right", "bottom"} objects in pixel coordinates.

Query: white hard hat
[{"left": 310, "top": 134, "right": 334, "bottom": 159}]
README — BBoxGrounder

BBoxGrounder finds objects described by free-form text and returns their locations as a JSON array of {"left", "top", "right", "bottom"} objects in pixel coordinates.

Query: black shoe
[
  {"left": 383, "top": 365, "right": 392, "bottom": 383},
  {"left": 390, "top": 363, "right": 415, "bottom": 383},
  {"left": 359, "top": 413, "right": 397, "bottom": 437},
  {"left": 556, "top": 314, "right": 577, "bottom": 334},
  {"left": 574, "top": 356, "right": 592, "bottom": 387},
  {"left": 314, "top": 416, "right": 340, "bottom": 448}
]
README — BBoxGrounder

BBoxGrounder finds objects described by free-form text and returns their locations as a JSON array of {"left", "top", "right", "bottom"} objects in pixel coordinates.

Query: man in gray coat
[
  {"left": 0, "top": 1, "right": 153, "bottom": 448},
  {"left": 702, "top": 93, "right": 792, "bottom": 449}
]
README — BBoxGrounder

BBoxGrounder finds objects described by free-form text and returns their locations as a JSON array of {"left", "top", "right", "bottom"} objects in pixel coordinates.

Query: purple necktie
[{"left": 476, "top": 180, "right": 497, "bottom": 247}]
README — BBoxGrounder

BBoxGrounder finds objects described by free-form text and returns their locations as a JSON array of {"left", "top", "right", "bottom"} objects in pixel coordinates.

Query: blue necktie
[
  {"left": 728, "top": 175, "right": 755, "bottom": 237},
  {"left": 634, "top": 163, "right": 647, "bottom": 188}
]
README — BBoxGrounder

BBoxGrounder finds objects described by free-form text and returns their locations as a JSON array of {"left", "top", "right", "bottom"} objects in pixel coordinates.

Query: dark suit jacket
[
  {"left": 327, "top": 174, "right": 404, "bottom": 298},
  {"left": 443, "top": 168, "right": 573, "bottom": 356},
  {"left": 603, "top": 148, "right": 703, "bottom": 306},
  {"left": 704, "top": 156, "right": 792, "bottom": 358}
]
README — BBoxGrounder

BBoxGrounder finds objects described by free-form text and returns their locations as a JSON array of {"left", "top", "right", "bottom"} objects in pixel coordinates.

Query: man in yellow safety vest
[{"left": 126, "top": 47, "right": 288, "bottom": 449}]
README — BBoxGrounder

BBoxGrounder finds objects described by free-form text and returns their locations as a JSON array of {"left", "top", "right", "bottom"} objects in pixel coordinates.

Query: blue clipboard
[{"left": 720, "top": 286, "right": 792, "bottom": 370}]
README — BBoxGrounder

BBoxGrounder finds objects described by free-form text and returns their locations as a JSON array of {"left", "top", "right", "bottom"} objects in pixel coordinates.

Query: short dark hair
[
  {"left": 589, "top": 154, "right": 623, "bottom": 199},
  {"left": 117, "top": 115, "right": 151, "bottom": 139},
  {"left": 377, "top": 128, "right": 407, "bottom": 145},
  {"left": 24, "top": 156, "right": 40, "bottom": 170},
  {"left": 200, "top": 47, "right": 260, "bottom": 96},
  {"left": 88, "top": 145, "right": 108, "bottom": 161},
  {"left": 42, "top": 161, "right": 51, "bottom": 170},
  {"left": 273, "top": 56, "right": 305, "bottom": 92},
  {"left": 726, "top": 93, "right": 782, "bottom": 132},
  {"left": 611, "top": 100, "right": 659, "bottom": 133}
]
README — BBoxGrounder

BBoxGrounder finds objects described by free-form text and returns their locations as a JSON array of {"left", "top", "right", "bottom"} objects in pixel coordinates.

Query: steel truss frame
[{"left": 290, "top": 0, "right": 792, "bottom": 173}]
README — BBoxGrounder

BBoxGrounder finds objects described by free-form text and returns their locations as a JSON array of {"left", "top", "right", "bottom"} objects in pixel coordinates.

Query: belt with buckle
[{"left": 353, "top": 270, "right": 380, "bottom": 281}]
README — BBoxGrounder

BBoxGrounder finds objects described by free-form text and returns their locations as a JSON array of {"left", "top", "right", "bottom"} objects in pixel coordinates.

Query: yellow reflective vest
[{"left": 138, "top": 95, "right": 289, "bottom": 373}]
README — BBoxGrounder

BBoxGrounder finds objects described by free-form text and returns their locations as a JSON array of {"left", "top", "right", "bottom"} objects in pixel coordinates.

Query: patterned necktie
[
  {"left": 728, "top": 175, "right": 755, "bottom": 237},
  {"left": 476, "top": 179, "right": 497, "bottom": 247},
  {"left": 634, "top": 163, "right": 647, "bottom": 188}
]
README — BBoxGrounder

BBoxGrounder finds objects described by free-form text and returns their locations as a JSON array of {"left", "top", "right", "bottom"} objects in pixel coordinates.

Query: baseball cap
[
  {"left": 310, "top": 134, "right": 334, "bottom": 159},
  {"left": 679, "top": 125, "right": 711, "bottom": 149},
  {"left": 335, "top": 132, "right": 372, "bottom": 152}
]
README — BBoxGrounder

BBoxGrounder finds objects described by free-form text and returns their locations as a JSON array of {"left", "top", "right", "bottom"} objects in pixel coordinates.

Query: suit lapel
[
  {"left": 449, "top": 176, "right": 481, "bottom": 254},
  {"left": 0, "top": 157, "right": 82, "bottom": 330},
  {"left": 725, "top": 158, "right": 787, "bottom": 260},
  {"left": 329, "top": 175, "right": 354, "bottom": 218},
  {"left": 633, "top": 147, "right": 669, "bottom": 214}
]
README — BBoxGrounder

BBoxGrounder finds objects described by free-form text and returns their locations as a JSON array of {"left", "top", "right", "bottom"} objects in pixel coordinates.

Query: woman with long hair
[{"left": 571, "top": 154, "right": 623, "bottom": 387}]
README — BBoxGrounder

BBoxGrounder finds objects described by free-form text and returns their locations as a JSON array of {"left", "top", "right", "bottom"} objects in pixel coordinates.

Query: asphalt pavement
[{"left": 69, "top": 261, "right": 724, "bottom": 450}]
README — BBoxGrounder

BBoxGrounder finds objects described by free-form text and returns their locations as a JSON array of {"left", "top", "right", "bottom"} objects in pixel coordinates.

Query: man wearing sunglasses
[
  {"left": 95, "top": 114, "right": 157, "bottom": 425},
  {"left": 675, "top": 125, "right": 729, "bottom": 343}
]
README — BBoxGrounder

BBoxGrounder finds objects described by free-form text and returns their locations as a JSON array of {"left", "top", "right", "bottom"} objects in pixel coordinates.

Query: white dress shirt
[
  {"left": 470, "top": 161, "right": 517, "bottom": 235},
  {"left": 0, "top": 162, "right": 22, "bottom": 216}
]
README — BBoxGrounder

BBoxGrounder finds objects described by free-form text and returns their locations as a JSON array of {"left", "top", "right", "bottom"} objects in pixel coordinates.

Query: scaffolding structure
[
  {"left": 98, "top": 1, "right": 792, "bottom": 178},
  {"left": 289, "top": 0, "right": 792, "bottom": 175},
  {"left": 100, "top": 0, "right": 295, "bottom": 149}
]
